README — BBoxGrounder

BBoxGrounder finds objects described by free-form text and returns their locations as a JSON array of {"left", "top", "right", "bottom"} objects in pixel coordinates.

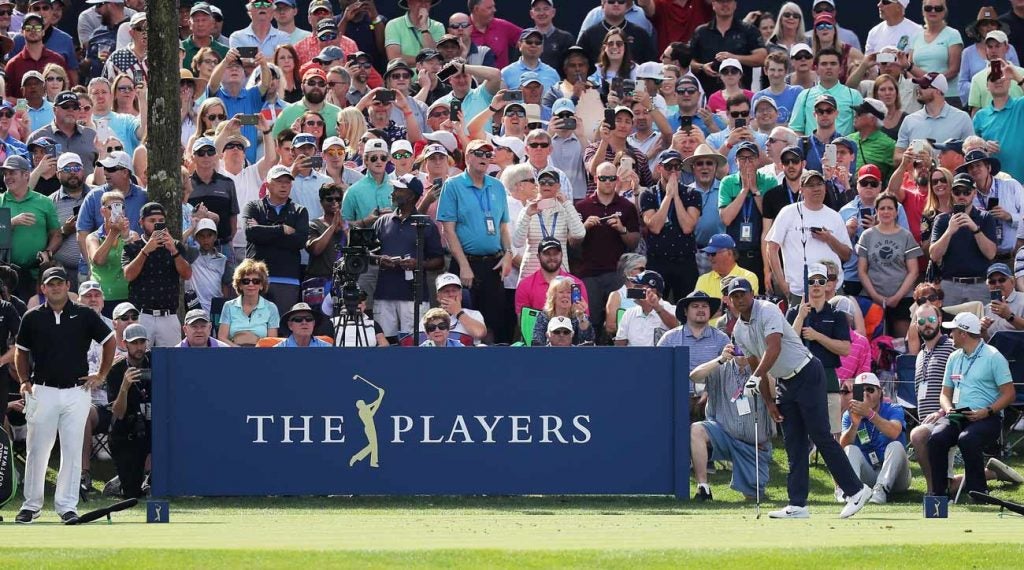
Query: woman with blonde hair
[
  {"left": 42, "top": 63, "right": 67, "bottom": 103},
  {"left": 184, "top": 97, "right": 228, "bottom": 156},
  {"left": 908, "top": 0, "right": 962, "bottom": 81},
  {"left": 217, "top": 259, "right": 280, "bottom": 347},
  {"left": 85, "top": 190, "right": 138, "bottom": 311},
  {"left": 111, "top": 73, "right": 140, "bottom": 115},
  {"left": 873, "top": 74, "right": 906, "bottom": 140},
  {"left": 531, "top": 277, "right": 593, "bottom": 346},
  {"left": 767, "top": 3, "right": 806, "bottom": 57},
  {"left": 336, "top": 107, "right": 367, "bottom": 159},
  {"left": 921, "top": 166, "right": 954, "bottom": 280},
  {"left": 810, "top": 11, "right": 862, "bottom": 83}
]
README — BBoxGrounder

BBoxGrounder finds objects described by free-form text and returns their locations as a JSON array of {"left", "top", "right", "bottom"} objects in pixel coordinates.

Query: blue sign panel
[{"left": 151, "top": 347, "right": 691, "bottom": 497}]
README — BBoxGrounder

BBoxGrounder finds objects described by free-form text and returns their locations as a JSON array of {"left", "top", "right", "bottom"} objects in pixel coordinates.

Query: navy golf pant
[
  {"left": 777, "top": 357, "right": 863, "bottom": 507},
  {"left": 927, "top": 414, "right": 1000, "bottom": 497}
]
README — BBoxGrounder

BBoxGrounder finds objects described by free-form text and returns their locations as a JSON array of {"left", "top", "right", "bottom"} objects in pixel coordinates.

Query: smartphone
[
  {"left": 801, "top": 136, "right": 812, "bottom": 157},
  {"left": 238, "top": 114, "right": 260, "bottom": 126},
  {"left": 953, "top": 204, "right": 967, "bottom": 215},
  {"left": 153, "top": 222, "right": 166, "bottom": 232},
  {"left": 449, "top": 98, "right": 462, "bottom": 118},
  {"left": 111, "top": 201, "right": 123, "bottom": 221},
  {"left": 73, "top": 205, "right": 81, "bottom": 216},
  {"left": 952, "top": 406, "right": 972, "bottom": 414},
  {"left": 897, "top": 35, "right": 909, "bottom": 52},
  {"left": 604, "top": 108, "right": 616, "bottom": 128},
  {"left": 731, "top": 342, "right": 743, "bottom": 357},
  {"left": 988, "top": 197, "right": 999, "bottom": 210},
  {"left": 990, "top": 60, "right": 1004, "bottom": 82},
  {"left": 823, "top": 143, "right": 837, "bottom": 169},
  {"left": 437, "top": 63, "right": 459, "bottom": 83},
  {"left": 859, "top": 207, "right": 874, "bottom": 221},
  {"left": 911, "top": 139, "right": 927, "bottom": 154},
  {"left": 432, "top": 177, "right": 443, "bottom": 188},
  {"left": 137, "top": 369, "right": 153, "bottom": 381},
  {"left": 309, "top": 155, "right": 324, "bottom": 169},
  {"left": 619, "top": 156, "right": 634, "bottom": 174},
  {"left": 853, "top": 384, "right": 865, "bottom": 402},
  {"left": 877, "top": 52, "right": 896, "bottom": 64},
  {"left": 560, "top": 116, "right": 577, "bottom": 130},
  {"left": 503, "top": 90, "right": 523, "bottom": 102},
  {"left": 47, "top": 144, "right": 58, "bottom": 159},
  {"left": 626, "top": 288, "right": 646, "bottom": 300},
  {"left": 15, "top": 98, "right": 27, "bottom": 112},
  {"left": 611, "top": 77, "right": 624, "bottom": 98},
  {"left": 679, "top": 115, "right": 693, "bottom": 132},
  {"left": 537, "top": 198, "right": 557, "bottom": 210},
  {"left": 571, "top": 284, "right": 582, "bottom": 305},
  {"left": 734, "top": 117, "right": 747, "bottom": 128},
  {"left": 237, "top": 46, "right": 258, "bottom": 59},
  {"left": 809, "top": 227, "right": 824, "bottom": 233},
  {"left": 54, "top": 143, "right": 62, "bottom": 156},
  {"left": 375, "top": 89, "right": 396, "bottom": 104},
  {"left": 133, "top": 69, "right": 144, "bottom": 85}
]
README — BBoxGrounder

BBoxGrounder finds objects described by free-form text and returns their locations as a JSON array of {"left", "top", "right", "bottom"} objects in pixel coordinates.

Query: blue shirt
[
  {"left": 276, "top": 335, "right": 332, "bottom": 348},
  {"left": 500, "top": 60, "right": 561, "bottom": 93},
  {"left": 975, "top": 96, "right": 1024, "bottom": 188},
  {"left": 209, "top": 85, "right": 264, "bottom": 163},
  {"left": 839, "top": 196, "right": 909, "bottom": 282},
  {"left": 751, "top": 85, "right": 804, "bottom": 125},
  {"left": 705, "top": 128, "right": 769, "bottom": 173},
  {"left": 76, "top": 183, "right": 148, "bottom": 235},
  {"left": 689, "top": 180, "right": 724, "bottom": 247},
  {"left": 943, "top": 341, "right": 1012, "bottom": 410},
  {"left": 228, "top": 25, "right": 290, "bottom": 57},
  {"left": 94, "top": 110, "right": 142, "bottom": 160},
  {"left": 436, "top": 171, "right": 509, "bottom": 256},
  {"left": 666, "top": 112, "right": 725, "bottom": 136},
  {"left": 657, "top": 324, "right": 729, "bottom": 393},
  {"left": 578, "top": 5, "right": 654, "bottom": 39},
  {"left": 27, "top": 100, "right": 54, "bottom": 134},
  {"left": 420, "top": 338, "right": 464, "bottom": 347},
  {"left": 219, "top": 295, "right": 280, "bottom": 340},
  {"left": 841, "top": 401, "right": 907, "bottom": 459},
  {"left": 435, "top": 84, "right": 496, "bottom": 135}
]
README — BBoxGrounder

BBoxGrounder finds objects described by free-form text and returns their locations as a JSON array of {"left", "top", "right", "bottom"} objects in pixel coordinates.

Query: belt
[
  {"left": 35, "top": 380, "right": 85, "bottom": 389},
  {"left": 948, "top": 276, "right": 985, "bottom": 284},
  {"left": 465, "top": 253, "right": 502, "bottom": 262},
  {"left": 780, "top": 356, "right": 812, "bottom": 381},
  {"left": 737, "top": 250, "right": 760, "bottom": 259},
  {"left": 141, "top": 308, "right": 175, "bottom": 316}
]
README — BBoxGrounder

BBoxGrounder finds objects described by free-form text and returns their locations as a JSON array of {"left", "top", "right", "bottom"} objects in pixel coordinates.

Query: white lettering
[
  {"left": 421, "top": 416, "right": 444, "bottom": 443},
  {"left": 322, "top": 416, "right": 345, "bottom": 443},
  {"left": 510, "top": 415, "right": 532, "bottom": 443},
  {"left": 281, "top": 415, "right": 314, "bottom": 443},
  {"left": 246, "top": 415, "right": 274, "bottom": 443},
  {"left": 391, "top": 415, "right": 413, "bottom": 443},
  {"left": 540, "top": 415, "right": 568, "bottom": 443},
  {"left": 446, "top": 415, "right": 474, "bottom": 443},
  {"left": 475, "top": 415, "right": 504, "bottom": 443},
  {"left": 572, "top": 415, "right": 592, "bottom": 443}
]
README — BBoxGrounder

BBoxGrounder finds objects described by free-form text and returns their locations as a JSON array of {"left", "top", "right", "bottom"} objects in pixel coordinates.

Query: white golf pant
[
  {"left": 139, "top": 313, "right": 183, "bottom": 347},
  {"left": 845, "top": 441, "right": 912, "bottom": 493},
  {"left": 21, "top": 384, "right": 91, "bottom": 514}
]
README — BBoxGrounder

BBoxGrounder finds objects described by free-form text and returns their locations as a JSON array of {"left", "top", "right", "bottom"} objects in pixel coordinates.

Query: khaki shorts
[{"left": 827, "top": 393, "right": 842, "bottom": 434}]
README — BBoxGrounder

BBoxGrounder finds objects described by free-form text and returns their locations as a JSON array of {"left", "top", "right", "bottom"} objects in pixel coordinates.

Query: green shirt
[
  {"left": 384, "top": 14, "right": 445, "bottom": 59},
  {"left": 788, "top": 82, "right": 864, "bottom": 136},
  {"left": 341, "top": 174, "right": 395, "bottom": 222},
  {"left": 849, "top": 129, "right": 896, "bottom": 184},
  {"left": 271, "top": 100, "right": 342, "bottom": 138},
  {"left": 181, "top": 37, "right": 229, "bottom": 72},
  {"left": 718, "top": 171, "right": 778, "bottom": 208},
  {"left": 0, "top": 190, "right": 59, "bottom": 271},
  {"left": 89, "top": 231, "right": 129, "bottom": 300},
  {"left": 969, "top": 65, "right": 1024, "bottom": 111}
]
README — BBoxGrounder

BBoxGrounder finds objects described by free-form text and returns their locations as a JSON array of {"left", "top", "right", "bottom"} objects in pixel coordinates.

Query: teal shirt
[
  {"left": 436, "top": 171, "right": 509, "bottom": 255},
  {"left": 788, "top": 82, "right": 864, "bottom": 136},
  {"left": 219, "top": 295, "right": 280, "bottom": 340},
  {"left": 974, "top": 96, "right": 1024, "bottom": 184},
  {"left": 341, "top": 173, "right": 395, "bottom": 222},
  {"left": 909, "top": 26, "right": 963, "bottom": 74},
  {"left": 942, "top": 341, "right": 1012, "bottom": 410}
]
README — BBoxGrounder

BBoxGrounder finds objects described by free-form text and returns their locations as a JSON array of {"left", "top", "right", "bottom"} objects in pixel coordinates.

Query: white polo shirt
[{"left": 614, "top": 300, "right": 676, "bottom": 347}]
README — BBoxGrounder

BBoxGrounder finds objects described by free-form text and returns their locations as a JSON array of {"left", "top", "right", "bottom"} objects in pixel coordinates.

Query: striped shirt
[
  {"left": 915, "top": 335, "right": 954, "bottom": 416},
  {"left": 704, "top": 360, "right": 774, "bottom": 446},
  {"left": 837, "top": 328, "right": 872, "bottom": 381},
  {"left": 658, "top": 324, "right": 730, "bottom": 394}
]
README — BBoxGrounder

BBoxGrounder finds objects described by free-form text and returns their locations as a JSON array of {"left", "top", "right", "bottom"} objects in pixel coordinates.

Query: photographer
[
  {"left": 0, "top": 155, "right": 61, "bottom": 300},
  {"left": 105, "top": 323, "right": 151, "bottom": 499},
  {"left": 372, "top": 174, "right": 444, "bottom": 342},
  {"left": 839, "top": 373, "right": 910, "bottom": 505}
]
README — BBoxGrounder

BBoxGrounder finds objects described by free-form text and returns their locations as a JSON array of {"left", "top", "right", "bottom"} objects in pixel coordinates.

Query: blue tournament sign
[{"left": 151, "top": 347, "right": 692, "bottom": 497}]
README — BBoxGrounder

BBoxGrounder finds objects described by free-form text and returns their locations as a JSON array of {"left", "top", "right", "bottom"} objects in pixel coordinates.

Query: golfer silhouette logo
[{"left": 349, "top": 375, "right": 385, "bottom": 468}]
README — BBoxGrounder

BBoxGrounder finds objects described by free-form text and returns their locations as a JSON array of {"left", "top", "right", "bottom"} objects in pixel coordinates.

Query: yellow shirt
[{"left": 694, "top": 265, "right": 760, "bottom": 298}]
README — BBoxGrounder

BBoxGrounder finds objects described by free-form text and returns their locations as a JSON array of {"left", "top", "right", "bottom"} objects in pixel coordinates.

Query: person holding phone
[
  {"left": 839, "top": 372, "right": 911, "bottom": 504},
  {"left": 104, "top": 323, "right": 152, "bottom": 499},
  {"left": 205, "top": 47, "right": 271, "bottom": 163},
  {"left": 228, "top": 0, "right": 290, "bottom": 58},
  {"left": 957, "top": 149, "right": 1024, "bottom": 262},
  {"left": 929, "top": 173, "right": 998, "bottom": 305},
  {"left": 49, "top": 153, "right": 87, "bottom": 287},
  {"left": 980, "top": 263, "right": 1024, "bottom": 339},
  {"left": 840, "top": 165, "right": 911, "bottom": 297}
]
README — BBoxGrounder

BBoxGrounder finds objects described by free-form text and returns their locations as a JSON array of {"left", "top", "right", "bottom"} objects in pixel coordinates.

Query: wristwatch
[
  {"left": 1008, "top": 313, "right": 1016, "bottom": 324},
  {"left": 987, "top": 406, "right": 996, "bottom": 417}
]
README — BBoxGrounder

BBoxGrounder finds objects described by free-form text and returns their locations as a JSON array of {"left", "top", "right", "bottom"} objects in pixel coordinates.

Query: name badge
[
  {"left": 857, "top": 428, "right": 871, "bottom": 445},
  {"left": 868, "top": 450, "right": 880, "bottom": 468},
  {"left": 951, "top": 374, "right": 962, "bottom": 404},
  {"left": 735, "top": 395, "right": 751, "bottom": 416},
  {"left": 917, "top": 381, "right": 928, "bottom": 407},
  {"left": 405, "top": 270, "right": 414, "bottom": 281},
  {"left": 485, "top": 216, "right": 496, "bottom": 235},
  {"left": 740, "top": 222, "right": 753, "bottom": 242}
]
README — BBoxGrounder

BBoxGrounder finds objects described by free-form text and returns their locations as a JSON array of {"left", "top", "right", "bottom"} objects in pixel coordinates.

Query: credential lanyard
[
  {"left": 538, "top": 211, "right": 559, "bottom": 239},
  {"left": 474, "top": 186, "right": 492, "bottom": 216}
]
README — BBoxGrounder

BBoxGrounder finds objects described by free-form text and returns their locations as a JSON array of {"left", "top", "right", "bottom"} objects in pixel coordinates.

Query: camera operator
[
  {"left": 372, "top": 174, "right": 444, "bottom": 342},
  {"left": 105, "top": 323, "right": 151, "bottom": 499}
]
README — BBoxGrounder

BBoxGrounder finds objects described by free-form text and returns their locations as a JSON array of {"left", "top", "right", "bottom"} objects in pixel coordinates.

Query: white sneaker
[
  {"left": 987, "top": 458, "right": 1024, "bottom": 484},
  {"left": 834, "top": 487, "right": 846, "bottom": 503},
  {"left": 768, "top": 505, "right": 810, "bottom": 519},
  {"left": 1012, "top": 417, "right": 1024, "bottom": 432},
  {"left": 840, "top": 484, "right": 872, "bottom": 519},
  {"left": 869, "top": 483, "right": 888, "bottom": 504}
]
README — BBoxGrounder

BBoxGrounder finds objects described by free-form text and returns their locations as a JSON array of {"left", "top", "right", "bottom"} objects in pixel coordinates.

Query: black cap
[
  {"left": 630, "top": 270, "right": 664, "bottom": 293},
  {"left": 726, "top": 278, "right": 754, "bottom": 295},
  {"left": 537, "top": 237, "right": 562, "bottom": 254},
  {"left": 54, "top": 91, "right": 78, "bottom": 108},
  {"left": 140, "top": 202, "right": 166, "bottom": 218},
  {"left": 952, "top": 172, "right": 976, "bottom": 190},
  {"left": 933, "top": 139, "right": 964, "bottom": 155},
  {"left": 415, "top": 48, "right": 443, "bottom": 63},
  {"left": 41, "top": 266, "right": 68, "bottom": 284}
]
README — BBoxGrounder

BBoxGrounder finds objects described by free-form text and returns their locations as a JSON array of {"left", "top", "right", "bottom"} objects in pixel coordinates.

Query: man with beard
[
  {"left": 273, "top": 68, "right": 341, "bottom": 139},
  {"left": 515, "top": 237, "right": 588, "bottom": 318},
  {"left": 371, "top": 174, "right": 444, "bottom": 341},
  {"left": 4, "top": 12, "right": 65, "bottom": 99},
  {"left": 336, "top": 0, "right": 388, "bottom": 71},
  {"left": 345, "top": 51, "right": 373, "bottom": 107},
  {"left": 48, "top": 153, "right": 88, "bottom": 287},
  {"left": 102, "top": 11, "right": 146, "bottom": 81},
  {"left": 81, "top": 0, "right": 129, "bottom": 82},
  {"left": 29, "top": 92, "right": 99, "bottom": 177},
  {"left": 658, "top": 290, "right": 730, "bottom": 417},
  {"left": 8, "top": 0, "right": 77, "bottom": 85},
  {"left": 105, "top": 322, "right": 152, "bottom": 499},
  {"left": 206, "top": 49, "right": 270, "bottom": 164},
  {"left": 894, "top": 73, "right": 974, "bottom": 164},
  {"left": 228, "top": 0, "right": 289, "bottom": 57}
]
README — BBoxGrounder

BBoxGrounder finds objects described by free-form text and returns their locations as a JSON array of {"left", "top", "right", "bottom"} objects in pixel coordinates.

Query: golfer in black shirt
[{"left": 14, "top": 266, "right": 114, "bottom": 524}]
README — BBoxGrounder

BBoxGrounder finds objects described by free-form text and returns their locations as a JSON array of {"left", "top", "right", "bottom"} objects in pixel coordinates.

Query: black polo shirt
[
  {"left": 540, "top": 27, "right": 576, "bottom": 72},
  {"left": 189, "top": 171, "right": 240, "bottom": 243},
  {"left": 763, "top": 181, "right": 800, "bottom": 221},
  {"left": 574, "top": 193, "right": 641, "bottom": 277},
  {"left": 578, "top": 20, "right": 657, "bottom": 71},
  {"left": 106, "top": 351, "right": 152, "bottom": 439},
  {"left": 930, "top": 209, "right": 998, "bottom": 279},
  {"left": 122, "top": 237, "right": 193, "bottom": 311},
  {"left": 785, "top": 302, "right": 849, "bottom": 370},
  {"left": 15, "top": 300, "right": 112, "bottom": 388},
  {"left": 372, "top": 212, "right": 444, "bottom": 301},
  {"left": 639, "top": 183, "right": 702, "bottom": 259},
  {"left": 689, "top": 18, "right": 764, "bottom": 89}
]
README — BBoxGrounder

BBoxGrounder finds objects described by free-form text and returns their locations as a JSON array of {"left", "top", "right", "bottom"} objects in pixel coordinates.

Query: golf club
[
  {"left": 754, "top": 394, "right": 761, "bottom": 520},
  {"left": 353, "top": 374, "right": 382, "bottom": 391},
  {"left": 66, "top": 497, "right": 139, "bottom": 525}
]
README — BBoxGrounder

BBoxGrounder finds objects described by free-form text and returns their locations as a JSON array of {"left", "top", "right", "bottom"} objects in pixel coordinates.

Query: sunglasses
[
  {"left": 0, "top": 111, "right": 13, "bottom": 119},
  {"left": 45, "top": 76, "right": 63, "bottom": 83},
  {"left": 989, "top": 277, "right": 1008, "bottom": 285},
  {"left": 425, "top": 321, "right": 450, "bottom": 332},
  {"left": 107, "top": 145, "right": 124, "bottom": 153},
  {"left": 470, "top": 150, "right": 494, "bottom": 158},
  {"left": 839, "top": 389, "right": 851, "bottom": 395},
  {"left": 815, "top": 23, "right": 835, "bottom": 31},
  {"left": 250, "top": 0, "right": 273, "bottom": 8},
  {"left": 729, "top": 111, "right": 749, "bottom": 118},
  {"left": 117, "top": 313, "right": 140, "bottom": 321},
  {"left": 662, "top": 162, "right": 684, "bottom": 171},
  {"left": 322, "top": 196, "right": 342, "bottom": 203},
  {"left": 304, "top": 120, "right": 325, "bottom": 127},
  {"left": 103, "top": 166, "right": 126, "bottom": 173},
  {"left": 781, "top": 157, "right": 802, "bottom": 166},
  {"left": 952, "top": 188, "right": 973, "bottom": 197},
  {"left": 305, "top": 80, "right": 327, "bottom": 88},
  {"left": 523, "top": 40, "right": 543, "bottom": 47},
  {"left": 931, "top": 177, "right": 947, "bottom": 185},
  {"left": 923, "top": 5, "right": 945, "bottom": 13},
  {"left": 504, "top": 109, "right": 526, "bottom": 118},
  {"left": 116, "top": 86, "right": 134, "bottom": 93},
  {"left": 22, "top": 25, "right": 43, "bottom": 33},
  {"left": 60, "top": 165, "right": 83, "bottom": 173},
  {"left": 917, "top": 316, "right": 938, "bottom": 325},
  {"left": 808, "top": 278, "right": 828, "bottom": 286},
  {"left": 319, "top": 32, "right": 338, "bottom": 41},
  {"left": 720, "top": 68, "right": 741, "bottom": 76},
  {"left": 605, "top": 40, "right": 625, "bottom": 48},
  {"left": 916, "top": 293, "right": 941, "bottom": 305},
  {"left": 606, "top": 0, "right": 627, "bottom": 4},
  {"left": 597, "top": 175, "right": 618, "bottom": 182},
  {"left": 693, "top": 160, "right": 717, "bottom": 168},
  {"left": 793, "top": 53, "right": 813, "bottom": 61},
  {"left": 0, "top": 10, "right": 11, "bottom": 16},
  {"left": 224, "top": 142, "right": 246, "bottom": 151},
  {"left": 814, "top": 107, "right": 835, "bottom": 115},
  {"left": 859, "top": 180, "right": 880, "bottom": 188},
  {"left": 133, "top": 26, "right": 147, "bottom": 33},
  {"left": 240, "top": 278, "right": 263, "bottom": 285},
  {"left": 429, "top": 110, "right": 451, "bottom": 118},
  {"left": 539, "top": 179, "right": 559, "bottom": 186},
  {"left": 290, "top": 316, "right": 315, "bottom": 323},
  {"left": 389, "top": 72, "right": 412, "bottom": 80},
  {"left": 677, "top": 87, "right": 699, "bottom": 95},
  {"left": 528, "top": 142, "right": 550, "bottom": 149},
  {"left": 551, "top": 329, "right": 572, "bottom": 336},
  {"left": 782, "top": 12, "right": 800, "bottom": 19},
  {"left": 449, "top": 22, "right": 471, "bottom": 29},
  {"left": 194, "top": 148, "right": 217, "bottom": 157},
  {"left": 366, "top": 155, "right": 388, "bottom": 163},
  {"left": 392, "top": 151, "right": 412, "bottom": 160}
]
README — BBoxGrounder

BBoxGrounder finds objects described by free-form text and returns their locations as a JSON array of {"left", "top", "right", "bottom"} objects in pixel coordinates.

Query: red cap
[
  {"left": 857, "top": 164, "right": 882, "bottom": 181},
  {"left": 302, "top": 67, "right": 327, "bottom": 81},
  {"left": 814, "top": 13, "right": 835, "bottom": 26}
]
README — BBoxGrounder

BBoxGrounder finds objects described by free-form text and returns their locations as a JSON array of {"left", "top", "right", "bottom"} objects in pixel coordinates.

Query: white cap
[
  {"left": 57, "top": 152, "right": 83, "bottom": 169},
  {"left": 807, "top": 263, "right": 828, "bottom": 278},
  {"left": 364, "top": 139, "right": 388, "bottom": 155},
  {"left": 789, "top": 43, "right": 813, "bottom": 57},
  {"left": 424, "top": 131, "right": 458, "bottom": 152},
  {"left": 422, "top": 143, "right": 448, "bottom": 158},
  {"left": 719, "top": 58, "right": 742, "bottom": 73},
  {"left": 524, "top": 103, "right": 543, "bottom": 124},
  {"left": 491, "top": 135, "right": 525, "bottom": 162},
  {"left": 390, "top": 139, "right": 413, "bottom": 155},
  {"left": 635, "top": 61, "right": 665, "bottom": 81},
  {"left": 854, "top": 372, "right": 882, "bottom": 387},
  {"left": 97, "top": 151, "right": 131, "bottom": 170},
  {"left": 813, "top": 0, "right": 836, "bottom": 6},
  {"left": 78, "top": 280, "right": 102, "bottom": 295},
  {"left": 942, "top": 312, "right": 983, "bottom": 335},
  {"left": 266, "top": 164, "right": 295, "bottom": 182},
  {"left": 435, "top": 272, "right": 461, "bottom": 291},
  {"left": 195, "top": 218, "right": 218, "bottom": 235},
  {"left": 986, "top": 30, "right": 1010, "bottom": 45},
  {"left": 547, "top": 315, "right": 574, "bottom": 334},
  {"left": 322, "top": 136, "right": 345, "bottom": 151}
]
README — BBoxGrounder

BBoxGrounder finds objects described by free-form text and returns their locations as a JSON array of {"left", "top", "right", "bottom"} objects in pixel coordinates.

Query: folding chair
[
  {"left": 520, "top": 308, "right": 541, "bottom": 346},
  {"left": 894, "top": 353, "right": 920, "bottom": 428},
  {"left": 989, "top": 331, "right": 1024, "bottom": 457}
]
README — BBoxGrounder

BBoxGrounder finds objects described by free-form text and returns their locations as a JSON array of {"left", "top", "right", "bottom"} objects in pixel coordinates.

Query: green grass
[{"left": 2, "top": 448, "right": 1024, "bottom": 567}]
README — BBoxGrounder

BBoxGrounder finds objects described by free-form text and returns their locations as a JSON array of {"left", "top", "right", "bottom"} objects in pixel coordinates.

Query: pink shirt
[
  {"left": 471, "top": 18, "right": 522, "bottom": 68},
  {"left": 837, "top": 328, "right": 871, "bottom": 381},
  {"left": 708, "top": 89, "right": 754, "bottom": 114},
  {"left": 514, "top": 269, "right": 589, "bottom": 316}
]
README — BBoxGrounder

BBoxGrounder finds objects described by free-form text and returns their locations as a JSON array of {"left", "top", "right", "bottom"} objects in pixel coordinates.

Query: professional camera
[{"left": 335, "top": 228, "right": 380, "bottom": 279}]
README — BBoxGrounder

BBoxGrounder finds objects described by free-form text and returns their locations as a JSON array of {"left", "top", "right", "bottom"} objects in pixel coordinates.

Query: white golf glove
[{"left": 744, "top": 375, "right": 761, "bottom": 398}]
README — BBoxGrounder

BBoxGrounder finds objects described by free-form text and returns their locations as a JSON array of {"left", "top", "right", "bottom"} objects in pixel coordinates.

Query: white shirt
[
  {"left": 765, "top": 202, "right": 852, "bottom": 296},
  {"left": 615, "top": 300, "right": 676, "bottom": 347},
  {"left": 504, "top": 197, "right": 527, "bottom": 289},
  {"left": 220, "top": 164, "right": 265, "bottom": 249},
  {"left": 985, "top": 290, "right": 1024, "bottom": 338},
  {"left": 865, "top": 18, "right": 923, "bottom": 55}
]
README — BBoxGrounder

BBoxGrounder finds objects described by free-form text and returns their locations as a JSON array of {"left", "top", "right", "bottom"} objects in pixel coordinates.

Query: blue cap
[
  {"left": 780, "top": 145, "right": 804, "bottom": 160},
  {"left": 551, "top": 98, "right": 575, "bottom": 116},
  {"left": 274, "top": 0, "right": 296, "bottom": 5},
  {"left": 292, "top": 133, "right": 318, "bottom": 148},
  {"left": 987, "top": 263, "right": 1012, "bottom": 278},
  {"left": 833, "top": 136, "right": 857, "bottom": 154},
  {"left": 191, "top": 136, "right": 216, "bottom": 152},
  {"left": 726, "top": 278, "right": 754, "bottom": 295},
  {"left": 0, "top": 100, "right": 12, "bottom": 111},
  {"left": 734, "top": 141, "right": 760, "bottom": 157},
  {"left": 657, "top": 149, "right": 683, "bottom": 165},
  {"left": 520, "top": 71, "right": 542, "bottom": 86},
  {"left": 519, "top": 28, "right": 543, "bottom": 42},
  {"left": 702, "top": 233, "right": 736, "bottom": 254},
  {"left": 314, "top": 45, "right": 345, "bottom": 63},
  {"left": 934, "top": 139, "right": 964, "bottom": 155}
]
